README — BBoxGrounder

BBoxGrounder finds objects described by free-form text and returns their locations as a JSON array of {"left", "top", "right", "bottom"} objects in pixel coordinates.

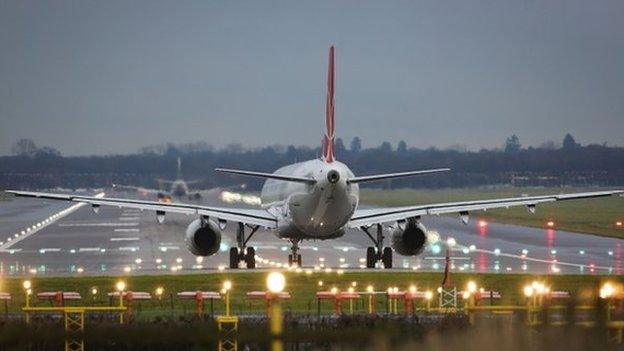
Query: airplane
[
  {"left": 113, "top": 157, "right": 208, "bottom": 202},
  {"left": 6, "top": 46, "right": 623, "bottom": 270}
]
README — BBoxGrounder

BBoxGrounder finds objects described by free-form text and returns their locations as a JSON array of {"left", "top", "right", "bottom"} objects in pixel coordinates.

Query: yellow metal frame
[{"left": 217, "top": 315, "right": 239, "bottom": 351}]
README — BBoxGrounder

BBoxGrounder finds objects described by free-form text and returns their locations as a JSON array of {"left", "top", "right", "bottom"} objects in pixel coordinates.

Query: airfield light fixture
[
  {"left": 318, "top": 280, "right": 323, "bottom": 287},
  {"left": 266, "top": 272, "right": 286, "bottom": 294},
  {"left": 547, "top": 220, "right": 555, "bottom": 228},
  {"left": 91, "top": 287, "right": 98, "bottom": 296},
  {"left": 467, "top": 281, "right": 477, "bottom": 294},
  {"left": 523, "top": 285, "right": 534, "bottom": 298},
  {"left": 409, "top": 285, "right": 417, "bottom": 294},
  {"left": 330, "top": 287, "right": 338, "bottom": 295},
  {"left": 155, "top": 286, "right": 164, "bottom": 299},
  {"left": 462, "top": 291, "right": 471, "bottom": 300},
  {"left": 600, "top": 282, "right": 616, "bottom": 299},
  {"left": 367, "top": 285, "right": 374, "bottom": 293},
  {"left": 347, "top": 287, "right": 354, "bottom": 294},
  {"left": 223, "top": 280, "right": 232, "bottom": 292},
  {"left": 22, "top": 280, "right": 31, "bottom": 290},
  {"left": 351, "top": 281, "right": 357, "bottom": 288},
  {"left": 116, "top": 281, "right": 126, "bottom": 292},
  {"left": 616, "top": 221, "right": 623, "bottom": 228}
]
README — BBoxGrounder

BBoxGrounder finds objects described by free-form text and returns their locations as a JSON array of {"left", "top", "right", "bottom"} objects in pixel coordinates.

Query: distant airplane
[
  {"left": 7, "top": 46, "right": 622, "bottom": 269},
  {"left": 113, "top": 157, "right": 206, "bottom": 202}
]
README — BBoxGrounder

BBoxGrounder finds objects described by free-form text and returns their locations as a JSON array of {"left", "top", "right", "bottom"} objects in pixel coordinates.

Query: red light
[
  {"left": 478, "top": 220, "right": 488, "bottom": 228},
  {"left": 616, "top": 221, "right": 623, "bottom": 227},
  {"left": 547, "top": 221, "right": 555, "bottom": 228}
]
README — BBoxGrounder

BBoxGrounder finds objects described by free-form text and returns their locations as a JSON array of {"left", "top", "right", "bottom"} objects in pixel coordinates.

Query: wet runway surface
[{"left": 0, "top": 190, "right": 622, "bottom": 276}]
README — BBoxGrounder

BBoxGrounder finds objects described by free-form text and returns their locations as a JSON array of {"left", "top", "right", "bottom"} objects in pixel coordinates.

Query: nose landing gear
[
  {"left": 362, "top": 224, "right": 393, "bottom": 269},
  {"left": 229, "top": 222, "right": 260, "bottom": 269},
  {"left": 288, "top": 239, "right": 302, "bottom": 267}
]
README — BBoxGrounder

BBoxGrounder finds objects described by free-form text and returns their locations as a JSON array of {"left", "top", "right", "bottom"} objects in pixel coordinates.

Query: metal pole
[
  {"left": 119, "top": 292, "right": 124, "bottom": 324},
  {"left": 270, "top": 301, "right": 283, "bottom": 351}
]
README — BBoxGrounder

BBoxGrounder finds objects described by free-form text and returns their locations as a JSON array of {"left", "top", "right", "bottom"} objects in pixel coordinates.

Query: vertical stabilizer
[
  {"left": 322, "top": 46, "right": 336, "bottom": 163},
  {"left": 177, "top": 157, "right": 182, "bottom": 179}
]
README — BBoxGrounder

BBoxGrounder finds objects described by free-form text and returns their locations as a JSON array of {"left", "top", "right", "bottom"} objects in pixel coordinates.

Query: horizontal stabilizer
[
  {"left": 347, "top": 168, "right": 450, "bottom": 184},
  {"left": 215, "top": 168, "right": 316, "bottom": 184}
]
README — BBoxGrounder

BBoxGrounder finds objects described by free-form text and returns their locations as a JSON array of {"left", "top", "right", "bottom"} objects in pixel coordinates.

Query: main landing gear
[
  {"left": 361, "top": 224, "right": 393, "bottom": 269},
  {"left": 287, "top": 239, "right": 302, "bottom": 268},
  {"left": 229, "top": 222, "right": 260, "bottom": 269}
]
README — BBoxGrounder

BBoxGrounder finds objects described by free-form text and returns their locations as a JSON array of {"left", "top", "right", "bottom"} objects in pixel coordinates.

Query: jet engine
[
  {"left": 391, "top": 221, "right": 427, "bottom": 256},
  {"left": 185, "top": 218, "right": 222, "bottom": 256}
]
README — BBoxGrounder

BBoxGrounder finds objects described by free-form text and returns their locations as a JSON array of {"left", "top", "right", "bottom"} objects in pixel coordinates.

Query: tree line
[{"left": 1, "top": 134, "right": 623, "bottom": 190}]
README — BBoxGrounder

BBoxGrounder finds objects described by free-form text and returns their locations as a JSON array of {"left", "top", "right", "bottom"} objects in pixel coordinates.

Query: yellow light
[
  {"left": 91, "top": 287, "right": 98, "bottom": 295},
  {"left": 116, "top": 281, "right": 126, "bottom": 292},
  {"left": 351, "top": 281, "right": 357, "bottom": 287},
  {"left": 425, "top": 291, "right": 433, "bottom": 300},
  {"left": 467, "top": 281, "right": 477, "bottom": 294},
  {"left": 155, "top": 287, "right": 164, "bottom": 296},
  {"left": 366, "top": 285, "right": 374, "bottom": 293},
  {"left": 600, "top": 282, "right": 616, "bottom": 299},
  {"left": 392, "top": 287, "right": 399, "bottom": 294},
  {"left": 26, "top": 288, "right": 32, "bottom": 296},
  {"left": 523, "top": 285, "right": 534, "bottom": 297},
  {"left": 409, "top": 285, "right": 417, "bottom": 294},
  {"left": 22, "top": 280, "right": 31, "bottom": 290},
  {"left": 462, "top": 291, "right": 470, "bottom": 300},
  {"left": 387, "top": 287, "right": 393, "bottom": 294},
  {"left": 223, "top": 280, "right": 232, "bottom": 291},
  {"left": 266, "top": 272, "right": 286, "bottom": 293},
  {"left": 330, "top": 287, "right": 338, "bottom": 295},
  {"left": 318, "top": 280, "right": 323, "bottom": 287},
  {"left": 347, "top": 287, "right": 354, "bottom": 293}
]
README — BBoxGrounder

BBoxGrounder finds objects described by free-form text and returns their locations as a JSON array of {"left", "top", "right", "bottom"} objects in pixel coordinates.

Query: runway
[{"left": 0, "top": 190, "right": 622, "bottom": 276}]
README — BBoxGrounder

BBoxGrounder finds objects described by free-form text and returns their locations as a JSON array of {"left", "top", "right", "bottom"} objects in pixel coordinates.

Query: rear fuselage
[{"left": 260, "top": 159, "right": 359, "bottom": 239}]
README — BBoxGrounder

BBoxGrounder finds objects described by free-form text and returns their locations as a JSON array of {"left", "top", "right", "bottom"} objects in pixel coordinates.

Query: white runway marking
[
  {"left": 59, "top": 222, "right": 139, "bottom": 227},
  {"left": 110, "top": 237, "right": 140, "bottom": 241},
  {"left": 78, "top": 247, "right": 101, "bottom": 252},
  {"left": 119, "top": 246, "right": 139, "bottom": 251},
  {"left": 39, "top": 248, "right": 61, "bottom": 253},
  {"left": 114, "top": 228, "right": 140, "bottom": 232},
  {"left": 119, "top": 217, "right": 140, "bottom": 221}
]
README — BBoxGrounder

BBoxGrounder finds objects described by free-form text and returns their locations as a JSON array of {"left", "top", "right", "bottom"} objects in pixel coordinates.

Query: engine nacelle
[
  {"left": 185, "top": 218, "right": 222, "bottom": 256},
  {"left": 391, "top": 221, "right": 428, "bottom": 256}
]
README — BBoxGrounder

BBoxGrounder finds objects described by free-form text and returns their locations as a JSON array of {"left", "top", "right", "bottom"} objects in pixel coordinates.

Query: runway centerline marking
[
  {"left": 114, "top": 228, "right": 140, "bottom": 232},
  {"left": 58, "top": 222, "right": 139, "bottom": 227},
  {"left": 111, "top": 237, "right": 140, "bottom": 241}
]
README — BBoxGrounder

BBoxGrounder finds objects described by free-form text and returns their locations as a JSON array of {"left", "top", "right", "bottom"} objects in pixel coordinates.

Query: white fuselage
[{"left": 260, "top": 159, "right": 359, "bottom": 240}]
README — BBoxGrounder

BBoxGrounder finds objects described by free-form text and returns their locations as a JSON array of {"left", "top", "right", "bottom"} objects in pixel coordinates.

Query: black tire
[
  {"left": 288, "top": 254, "right": 293, "bottom": 266},
  {"left": 229, "top": 247, "right": 240, "bottom": 269},
  {"left": 296, "top": 254, "right": 302, "bottom": 267},
  {"left": 366, "top": 247, "right": 376, "bottom": 268},
  {"left": 245, "top": 247, "right": 256, "bottom": 269},
  {"left": 382, "top": 247, "right": 393, "bottom": 269}
]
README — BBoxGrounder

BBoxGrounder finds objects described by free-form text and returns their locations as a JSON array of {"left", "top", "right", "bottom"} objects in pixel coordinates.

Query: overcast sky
[{"left": 1, "top": 0, "right": 623, "bottom": 156}]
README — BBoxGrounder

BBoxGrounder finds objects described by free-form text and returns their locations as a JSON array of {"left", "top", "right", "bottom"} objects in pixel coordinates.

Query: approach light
[
  {"left": 22, "top": 280, "right": 31, "bottom": 290},
  {"left": 523, "top": 285, "right": 534, "bottom": 297},
  {"left": 91, "top": 287, "right": 98, "bottom": 295},
  {"left": 600, "top": 282, "right": 616, "bottom": 299},
  {"left": 467, "top": 281, "right": 477, "bottom": 294},
  {"left": 266, "top": 272, "right": 285, "bottom": 294},
  {"left": 367, "top": 285, "right": 374, "bottom": 293},
  {"left": 330, "top": 287, "right": 338, "bottom": 295},
  {"left": 478, "top": 220, "right": 488, "bottom": 228},
  {"left": 318, "top": 280, "right": 323, "bottom": 287},
  {"left": 347, "top": 287, "right": 354, "bottom": 293},
  {"left": 409, "top": 285, "right": 417, "bottom": 294},
  {"left": 155, "top": 287, "right": 164, "bottom": 296},
  {"left": 223, "top": 280, "right": 232, "bottom": 291},
  {"left": 616, "top": 221, "right": 623, "bottom": 228},
  {"left": 424, "top": 291, "right": 433, "bottom": 300},
  {"left": 116, "top": 281, "right": 126, "bottom": 292},
  {"left": 547, "top": 221, "right": 555, "bottom": 228}
]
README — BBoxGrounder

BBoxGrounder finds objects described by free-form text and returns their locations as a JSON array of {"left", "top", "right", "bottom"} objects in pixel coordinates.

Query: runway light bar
[
  {"left": 616, "top": 221, "right": 623, "bottom": 227},
  {"left": 478, "top": 220, "right": 488, "bottom": 228},
  {"left": 547, "top": 220, "right": 555, "bottom": 228}
]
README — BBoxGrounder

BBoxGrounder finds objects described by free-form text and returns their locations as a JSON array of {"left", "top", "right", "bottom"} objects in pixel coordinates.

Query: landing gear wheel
[
  {"left": 245, "top": 247, "right": 256, "bottom": 269},
  {"left": 288, "top": 254, "right": 293, "bottom": 266},
  {"left": 229, "top": 247, "right": 240, "bottom": 269},
  {"left": 296, "top": 254, "right": 302, "bottom": 267},
  {"left": 382, "top": 247, "right": 393, "bottom": 269},
  {"left": 366, "top": 247, "right": 376, "bottom": 268}
]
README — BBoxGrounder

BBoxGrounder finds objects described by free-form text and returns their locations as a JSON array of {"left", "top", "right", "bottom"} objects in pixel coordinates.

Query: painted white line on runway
[
  {"left": 39, "top": 248, "right": 61, "bottom": 253},
  {"left": 58, "top": 222, "right": 139, "bottom": 227},
  {"left": 119, "top": 217, "right": 140, "bottom": 221},
  {"left": 114, "top": 228, "right": 140, "bottom": 232},
  {"left": 119, "top": 246, "right": 139, "bottom": 251},
  {"left": 111, "top": 237, "right": 140, "bottom": 241},
  {"left": 78, "top": 247, "right": 101, "bottom": 252},
  {"left": 0, "top": 192, "right": 105, "bottom": 251}
]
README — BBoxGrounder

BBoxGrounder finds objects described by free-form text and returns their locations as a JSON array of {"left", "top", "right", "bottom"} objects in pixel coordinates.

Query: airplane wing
[
  {"left": 6, "top": 190, "right": 277, "bottom": 228},
  {"left": 348, "top": 190, "right": 623, "bottom": 228}
]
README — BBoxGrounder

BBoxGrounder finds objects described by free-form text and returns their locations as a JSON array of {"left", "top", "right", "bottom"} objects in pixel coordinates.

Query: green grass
[
  {"left": 360, "top": 187, "right": 624, "bottom": 239},
  {"left": 0, "top": 272, "right": 621, "bottom": 316}
]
